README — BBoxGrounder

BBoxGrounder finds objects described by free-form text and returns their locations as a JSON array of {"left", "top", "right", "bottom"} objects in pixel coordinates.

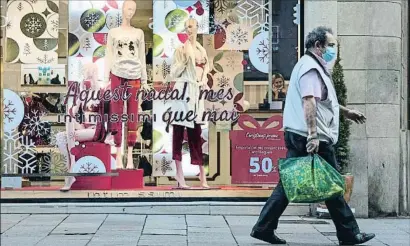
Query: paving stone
[
  {"left": 186, "top": 215, "right": 228, "bottom": 228},
  {"left": 17, "top": 214, "right": 68, "bottom": 226},
  {"left": 188, "top": 226, "right": 231, "bottom": 233},
  {"left": 36, "top": 239, "right": 89, "bottom": 246},
  {"left": 143, "top": 228, "right": 187, "bottom": 235},
  {"left": 0, "top": 236, "right": 44, "bottom": 246},
  {"left": 2, "top": 225, "right": 55, "bottom": 237},
  {"left": 137, "top": 235, "right": 187, "bottom": 245}
]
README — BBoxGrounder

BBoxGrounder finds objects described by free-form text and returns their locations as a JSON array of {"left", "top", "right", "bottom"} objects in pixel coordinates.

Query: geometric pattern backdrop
[
  {"left": 5, "top": 0, "right": 59, "bottom": 64},
  {"left": 68, "top": 0, "right": 125, "bottom": 82}
]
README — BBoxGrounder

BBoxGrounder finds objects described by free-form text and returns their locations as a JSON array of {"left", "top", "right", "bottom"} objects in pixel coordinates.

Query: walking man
[{"left": 250, "top": 27, "right": 375, "bottom": 245}]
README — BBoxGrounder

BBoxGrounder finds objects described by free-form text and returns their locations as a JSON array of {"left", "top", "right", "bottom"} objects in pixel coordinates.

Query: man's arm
[
  {"left": 303, "top": 96, "right": 318, "bottom": 137},
  {"left": 339, "top": 105, "right": 349, "bottom": 116}
]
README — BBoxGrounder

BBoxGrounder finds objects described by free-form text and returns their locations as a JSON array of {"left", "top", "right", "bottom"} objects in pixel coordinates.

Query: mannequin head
[
  {"left": 122, "top": 0, "right": 136, "bottom": 22},
  {"left": 82, "top": 63, "right": 99, "bottom": 91},
  {"left": 185, "top": 18, "right": 198, "bottom": 41}
]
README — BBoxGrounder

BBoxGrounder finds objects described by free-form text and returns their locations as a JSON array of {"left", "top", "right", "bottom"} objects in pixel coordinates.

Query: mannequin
[
  {"left": 56, "top": 63, "right": 103, "bottom": 191},
  {"left": 169, "top": 18, "right": 210, "bottom": 189},
  {"left": 105, "top": 0, "right": 148, "bottom": 169}
]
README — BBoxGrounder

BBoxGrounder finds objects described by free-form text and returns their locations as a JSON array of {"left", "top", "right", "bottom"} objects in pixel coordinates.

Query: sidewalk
[{"left": 1, "top": 213, "right": 409, "bottom": 246}]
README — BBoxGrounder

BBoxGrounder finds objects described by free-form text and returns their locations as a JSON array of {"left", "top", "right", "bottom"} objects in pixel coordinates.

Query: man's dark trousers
[{"left": 252, "top": 131, "right": 360, "bottom": 240}]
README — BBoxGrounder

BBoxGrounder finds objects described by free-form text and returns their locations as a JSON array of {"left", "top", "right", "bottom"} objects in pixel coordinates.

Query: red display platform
[
  {"left": 70, "top": 142, "right": 112, "bottom": 190},
  {"left": 111, "top": 169, "right": 144, "bottom": 189}
]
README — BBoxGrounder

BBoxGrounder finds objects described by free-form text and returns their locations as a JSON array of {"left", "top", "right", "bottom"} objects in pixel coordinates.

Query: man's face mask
[{"left": 322, "top": 46, "right": 336, "bottom": 63}]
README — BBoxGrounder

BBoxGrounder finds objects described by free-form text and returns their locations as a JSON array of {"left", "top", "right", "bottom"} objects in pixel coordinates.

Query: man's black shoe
[
  {"left": 339, "top": 232, "right": 375, "bottom": 245},
  {"left": 250, "top": 230, "right": 286, "bottom": 244}
]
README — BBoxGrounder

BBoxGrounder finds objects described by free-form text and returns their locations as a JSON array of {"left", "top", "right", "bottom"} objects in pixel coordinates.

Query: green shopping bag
[{"left": 278, "top": 154, "right": 345, "bottom": 203}]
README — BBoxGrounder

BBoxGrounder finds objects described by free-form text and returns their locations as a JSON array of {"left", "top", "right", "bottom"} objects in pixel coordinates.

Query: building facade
[{"left": 0, "top": 0, "right": 408, "bottom": 217}]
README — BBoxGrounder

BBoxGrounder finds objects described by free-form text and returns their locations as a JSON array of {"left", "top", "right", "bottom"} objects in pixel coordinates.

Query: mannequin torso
[{"left": 106, "top": 26, "right": 147, "bottom": 81}]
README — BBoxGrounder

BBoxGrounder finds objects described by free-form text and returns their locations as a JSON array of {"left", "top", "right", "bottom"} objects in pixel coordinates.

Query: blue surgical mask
[{"left": 322, "top": 46, "right": 336, "bottom": 62}]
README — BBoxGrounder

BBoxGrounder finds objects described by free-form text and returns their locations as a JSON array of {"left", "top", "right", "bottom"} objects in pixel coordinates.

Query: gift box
[
  {"left": 230, "top": 115, "right": 286, "bottom": 184},
  {"left": 70, "top": 142, "right": 112, "bottom": 190}
]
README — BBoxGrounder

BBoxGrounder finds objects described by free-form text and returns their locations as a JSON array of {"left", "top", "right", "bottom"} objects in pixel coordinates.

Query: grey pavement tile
[
  {"left": 87, "top": 241, "right": 138, "bottom": 246},
  {"left": 188, "top": 233, "right": 237, "bottom": 244},
  {"left": 1, "top": 225, "right": 55, "bottom": 237},
  {"left": 36, "top": 239, "right": 89, "bottom": 246},
  {"left": 90, "top": 236, "right": 139, "bottom": 244},
  {"left": 94, "top": 230, "right": 141, "bottom": 238},
  {"left": 234, "top": 235, "right": 271, "bottom": 245},
  {"left": 0, "top": 214, "right": 30, "bottom": 224},
  {"left": 98, "top": 224, "right": 144, "bottom": 231},
  {"left": 104, "top": 214, "right": 146, "bottom": 223},
  {"left": 41, "top": 234, "right": 94, "bottom": 240},
  {"left": 186, "top": 215, "right": 228, "bottom": 228},
  {"left": 280, "top": 233, "right": 336, "bottom": 245},
  {"left": 276, "top": 224, "right": 318, "bottom": 234},
  {"left": 17, "top": 214, "right": 68, "bottom": 226},
  {"left": 63, "top": 214, "right": 107, "bottom": 223},
  {"left": 1, "top": 223, "right": 17, "bottom": 234},
  {"left": 137, "top": 235, "right": 187, "bottom": 245},
  {"left": 224, "top": 216, "right": 259, "bottom": 226},
  {"left": 142, "top": 228, "right": 187, "bottom": 235},
  {"left": 0, "top": 236, "right": 44, "bottom": 246},
  {"left": 188, "top": 226, "right": 231, "bottom": 233}
]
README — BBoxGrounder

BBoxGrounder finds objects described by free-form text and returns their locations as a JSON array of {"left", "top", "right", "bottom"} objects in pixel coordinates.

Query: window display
[{"left": 1, "top": 0, "right": 303, "bottom": 200}]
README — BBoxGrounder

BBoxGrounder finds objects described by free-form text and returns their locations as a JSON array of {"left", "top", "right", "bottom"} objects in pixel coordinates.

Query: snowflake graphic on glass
[
  {"left": 3, "top": 99, "right": 17, "bottom": 123},
  {"left": 156, "top": 157, "right": 172, "bottom": 175},
  {"left": 257, "top": 40, "right": 269, "bottom": 63}
]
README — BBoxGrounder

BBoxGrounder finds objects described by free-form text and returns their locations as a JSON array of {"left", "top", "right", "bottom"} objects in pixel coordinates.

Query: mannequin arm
[
  {"left": 104, "top": 31, "right": 113, "bottom": 85},
  {"left": 200, "top": 53, "right": 210, "bottom": 89},
  {"left": 138, "top": 29, "right": 148, "bottom": 86},
  {"left": 170, "top": 47, "right": 189, "bottom": 80}
]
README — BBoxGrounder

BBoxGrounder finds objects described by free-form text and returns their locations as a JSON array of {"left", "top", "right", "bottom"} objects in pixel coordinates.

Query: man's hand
[
  {"left": 306, "top": 135, "right": 319, "bottom": 153},
  {"left": 345, "top": 109, "right": 366, "bottom": 124}
]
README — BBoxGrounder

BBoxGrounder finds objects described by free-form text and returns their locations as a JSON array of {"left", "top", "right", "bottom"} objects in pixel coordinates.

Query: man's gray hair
[{"left": 304, "top": 26, "right": 333, "bottom": 49}]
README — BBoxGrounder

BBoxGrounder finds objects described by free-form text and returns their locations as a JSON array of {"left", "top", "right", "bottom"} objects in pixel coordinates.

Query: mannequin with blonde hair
[
  {"left": 57, "top": 63, "right": 103, "bottom": 191},
  {"left": 169, "top": 18, "right": 210, "bottom": 189}
]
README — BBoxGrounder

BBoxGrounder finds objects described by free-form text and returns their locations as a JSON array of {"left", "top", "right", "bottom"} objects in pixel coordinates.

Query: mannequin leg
[
  {"left": 109, "top": 73, "right": 125, "bottom": 145},
  {"left": 172, "top": 125, "right": 189, "bottom": 188},
  {"left": 56, "top": 132, "right": 76, "bottom": 191},
  {"left": 126, "top": 80, "right": 140, "bottom": 169},
  {"left": 116, "top": 147, "right": 123, "bottom": 169},
  {"left": 187, "top": 123, "right": 209, "bottom": 188}
]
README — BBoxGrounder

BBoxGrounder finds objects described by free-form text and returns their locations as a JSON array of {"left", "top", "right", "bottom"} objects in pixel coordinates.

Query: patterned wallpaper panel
[{"left": 5, "top": 0, "right": 60, "bottom": 64}]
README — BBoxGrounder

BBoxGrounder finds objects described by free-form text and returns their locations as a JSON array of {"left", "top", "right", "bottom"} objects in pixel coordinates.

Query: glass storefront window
[{"left": 1, "top": 0, "right": 302, "bottom": 200}]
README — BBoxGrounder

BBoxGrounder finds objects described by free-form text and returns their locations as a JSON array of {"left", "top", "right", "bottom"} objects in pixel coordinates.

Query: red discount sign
[{"left": 230, "top": 115, "right": 287, "bottom": 184}]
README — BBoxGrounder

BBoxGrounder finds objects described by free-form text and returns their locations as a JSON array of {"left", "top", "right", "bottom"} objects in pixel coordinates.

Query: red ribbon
[{"left": 237, "top": 114, "right": 283, "bottom": 131}]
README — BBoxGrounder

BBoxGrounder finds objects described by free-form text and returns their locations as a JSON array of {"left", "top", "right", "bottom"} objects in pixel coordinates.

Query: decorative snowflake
[
  {"left": 217, "top": 75, "right": 230, "bottom": 88},
  {"left": 236, "top": 0, "right": 269, "bottom": 31},
  {"left": 49, "top": 129, "right": 64, "bottom": 147},
  {"left": 29, "top": 0, "right": 38, "bottom": 4},
  {"left": 79, "top": 162, "right": 99, "bottom": 173},
  {"left": 84, "top": 13, "right": 100, "bottom": 28},
  {"left": 166, "top": 14, "right": 183, "bottom": 30},
  {"left": 214, "top": 0, "right": 229, "bottom": 14},
  {"left": 22, "top": 110, "right": 50, "bottom": 137},
  {"left": 108, "top": 12, "right": 122, "bottom": 28},
  {"left": 39, "top": 154, "right": 51, "bottom": 174},
  {"left": 256, "top": 40, "right": 269, "bottom": 63},
  {"left": 43, "top": 39, "right": 48, "bottom": 49},
  {"left": 156, "top": 60, "right": 171, "bottom": 79},
  {"left": 25, "top": 17, "right": 43, "bottom": 34},
  {"left": 3, "top": 131, "right": 37, "bottom": 174},
  {"left": 155, "top": 156, "right": 172, "bottom": 175},
  {"left": 50, "top": 20, "right": 59, "bottom": 32},
  {"left": 37, "top": 54, "right": 54, "bottom": 64},
  {"left": 50, "top": 151, "right": 68, "bottom": 174},
  {"left": 68, "top": 131, "right": 78, "bottom": 141},
  {"left": 6, "top": 20, "right": 12, "bottom": 29},
  {"left": 3, "top": 99, "right": 17, "bottom": 123},
  {"left": 229, "top": 27, "right": 248, "bottom": 45},
  {"left": 226, "top": 55, "right": 236, "bottom": 69},
  {"left": 209, "top": 16, "right": 224, "bottom": 34}
]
